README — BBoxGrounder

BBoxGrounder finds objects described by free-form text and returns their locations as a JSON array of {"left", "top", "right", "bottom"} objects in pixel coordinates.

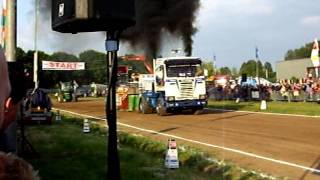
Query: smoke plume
[
  {"left": 122, "top": 0, "right": 200, "bottom": 59},
  {"left": 37, "top": 0, "right": 200, "bottom": 59}
]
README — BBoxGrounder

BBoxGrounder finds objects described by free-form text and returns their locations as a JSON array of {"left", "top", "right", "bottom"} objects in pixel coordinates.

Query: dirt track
[{"left": 53, "top": 98, "right": 320, "bottom": 179}]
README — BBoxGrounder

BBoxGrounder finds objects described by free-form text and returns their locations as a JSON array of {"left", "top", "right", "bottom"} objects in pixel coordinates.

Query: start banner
[{"left": 42, "top": 61, "right": 85, "bottom": 71}]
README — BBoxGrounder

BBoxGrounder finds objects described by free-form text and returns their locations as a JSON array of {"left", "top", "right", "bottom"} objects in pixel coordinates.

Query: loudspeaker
[
  {"left": 52, "top": 0, "right": 135, "bottom": 33},
  {"left": 241, "top": 74, "right": 247, "bottom": 82}
]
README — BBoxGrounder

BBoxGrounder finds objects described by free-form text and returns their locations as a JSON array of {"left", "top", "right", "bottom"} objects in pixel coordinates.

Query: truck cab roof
[{"left": 155, "top": 57, "right": 201, "bottom": 65}]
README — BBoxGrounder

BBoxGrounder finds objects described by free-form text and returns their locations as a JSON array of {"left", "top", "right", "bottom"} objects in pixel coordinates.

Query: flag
[
  {"left": 1, "top": 0, "right": 7, "bottom": 49},
  {"left": 255, "top": 46, "right": 259, "bottom": 59},
  {"left": 311, "top": 38, "right": 319, "bottom": 67}
]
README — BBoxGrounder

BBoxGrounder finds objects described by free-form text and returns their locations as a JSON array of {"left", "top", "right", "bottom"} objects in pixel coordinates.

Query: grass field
[
  {"left": 23, "top": 116, "right": 274, "bottom": 180},
  {"left": 208, "top": 100, "right": 320, "bottom": 116}
]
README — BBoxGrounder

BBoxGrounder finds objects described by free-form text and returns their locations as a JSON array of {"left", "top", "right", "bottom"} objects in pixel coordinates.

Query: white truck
[{"left": 138, "top": 57, "right": 207, "bottom": 115}]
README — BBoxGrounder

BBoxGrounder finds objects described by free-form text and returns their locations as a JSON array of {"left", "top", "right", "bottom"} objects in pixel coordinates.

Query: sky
[{"left": 2, "top": 0, "right": 320, "bottom": 68}]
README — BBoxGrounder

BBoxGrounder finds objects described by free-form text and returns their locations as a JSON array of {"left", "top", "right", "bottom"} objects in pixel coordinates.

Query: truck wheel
[
  {"left": 156, "top": 98, "right": 168, "bottom": 116},
  {"left": 139, "top": 97, "right": 153, "bottom": 114}
]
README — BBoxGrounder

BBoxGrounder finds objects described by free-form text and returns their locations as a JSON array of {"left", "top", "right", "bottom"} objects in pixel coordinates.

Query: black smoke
[
  {"left": 38, "top": 0, "right": 200, "bottom": 59},
  {"left": 122, "top": 0, "right": 200, "bottom": 59}
]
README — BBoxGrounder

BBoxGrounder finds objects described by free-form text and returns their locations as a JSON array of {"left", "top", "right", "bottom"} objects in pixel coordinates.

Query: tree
[
  {"left": 231, "top": 67, "right": 239, "bottom": 78},
  {"left": 284, "top": 41, "right": 315, "bottom": 60},
  {"left": 16, "top": 47, "right": 25, "bottom": 61},
  {"left": 219, "top": 67, "right": 231, "bottom": 75},
  {"left": 200, "top": 61, "right": 214, "bottom": 77},
  {"left": 79, "top": 50, "right": 107, "bottom": 84},
  {"left": 239, "top": 60, "right": 264, "bottom": 77}
]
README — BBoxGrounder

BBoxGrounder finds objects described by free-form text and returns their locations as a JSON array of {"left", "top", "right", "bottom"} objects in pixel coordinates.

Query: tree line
[
  {"left": 201, "top": 60, "right": 276, "bottom": 82},
  {"left": 16, "top": 47, "right": 148, "bottom": 88},
  {"left": 17, "top": 47, "right": 278, "bottom": 88},
  {"left": 284, "top": 40, "right": 318, "bottom": 60}
]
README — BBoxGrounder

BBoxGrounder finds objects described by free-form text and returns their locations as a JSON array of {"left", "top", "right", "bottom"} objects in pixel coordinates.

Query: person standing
[
  {"left": 0, "top": 46, "right": 11, "bottom": 134},
  {"left": 0, "top": 46, "right": 20, "bottom": 153}
]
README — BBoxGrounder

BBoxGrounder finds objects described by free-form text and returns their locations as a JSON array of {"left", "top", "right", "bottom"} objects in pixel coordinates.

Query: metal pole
[
  {"left": 5, "top": 0, "right": 16, "bottom": 62},
  {"left": 255, "top": 47, "right": 262, "bottom": 100},
  {"left": 255, "top": 46, "right": 260, "bottom": 85},
  {"left": 266, "top": 69, "right": 268, "bottom": 79},
  {"left": 105, "top": 31, "right": 121, "bottom": 180},
  {"left": 213, "top": 53, "right": 216, "bottom": 76},
  {"left": 33, "top": 0, "right": 39, "bottom": 88},
  {"left": 256, "top": 60, "right": 258, "bottom": 79}
]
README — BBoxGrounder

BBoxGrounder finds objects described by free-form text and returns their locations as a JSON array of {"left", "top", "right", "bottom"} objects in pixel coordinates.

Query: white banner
[{"left": 42, "top": 61, "right": 85, "bottom": 71}]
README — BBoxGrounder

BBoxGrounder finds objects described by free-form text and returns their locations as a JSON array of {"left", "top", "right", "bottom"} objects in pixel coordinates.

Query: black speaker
[
  {"left": 52, "top": 0, "right": 135, "bottom": 33},
  {"left": 241, "top": 74, "right": 247, "bottom": 82}
]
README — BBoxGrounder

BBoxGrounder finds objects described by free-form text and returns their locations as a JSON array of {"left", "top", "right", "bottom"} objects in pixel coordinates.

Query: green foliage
[
  {"left": 79, "top": 50, "right": 107, "bottom": 84},
  {"left": 239, "top": 60, "right": 276, "bottom": 82},
  {"left": 218, "top": 67, "right": 232, "bottom": 76},
  {"left": 201, "top": 61, "right": 215, "bottom": 77},
  {"left": 264, "top": 62, "right": 273, "bottom": 74},
  {"left": 231, "top": 67, "right": 239, "bottom": 78},
  {"left": 239, "top": 60, "right": 260, "bottom": 77},
  {"left": 284, "top": 41, "right": 315, "bottom": 60},
  {"left": 17, "top": 47, "right": 153, "bottom": 88}
]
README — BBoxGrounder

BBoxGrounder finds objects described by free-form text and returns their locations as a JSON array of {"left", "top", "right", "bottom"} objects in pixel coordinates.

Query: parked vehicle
[{"left": 76, "top": 85, "right": 91, "bottom": 97}]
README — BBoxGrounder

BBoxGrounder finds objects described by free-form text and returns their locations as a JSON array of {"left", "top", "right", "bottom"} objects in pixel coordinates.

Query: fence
[{"left": 208, "top": 87, "right": 320, "bottom": 102}]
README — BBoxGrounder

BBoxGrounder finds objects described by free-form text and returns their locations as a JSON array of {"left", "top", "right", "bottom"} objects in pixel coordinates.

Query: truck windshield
[{"left": 166, "top": 64, "right": 200, "bottom": 77}]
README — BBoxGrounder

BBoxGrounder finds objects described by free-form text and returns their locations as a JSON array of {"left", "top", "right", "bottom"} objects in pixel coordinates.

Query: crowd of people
[{"left": 208, "top": 77, "right": 320, "bottom": 102}]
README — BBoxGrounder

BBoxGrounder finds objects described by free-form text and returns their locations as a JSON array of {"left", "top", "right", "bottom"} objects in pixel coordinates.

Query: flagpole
[
  {"left": 213, "top": 52, "right": 216, "bottom": 76},
  {"left": 1, "top": 0, "right": 5, "bottom": 47},
  {"left": 33, "top": 0, "right": 39, "bottom": 88},
  {"left": 5, "top": 0, "right": 16, "bottom": 62},
  {"left": 255, "top": 46, "right": 260, "bottom": 86}
]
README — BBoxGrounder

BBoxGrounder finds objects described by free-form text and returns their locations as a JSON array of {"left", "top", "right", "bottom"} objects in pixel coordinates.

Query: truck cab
[{"left": 139, "top": 57, "right": 207, "bottom": 115}]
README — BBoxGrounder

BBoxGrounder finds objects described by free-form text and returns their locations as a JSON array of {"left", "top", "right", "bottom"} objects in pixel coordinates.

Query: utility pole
[
  {"left": 265, "top": 69, "right": 268, "bottom": 79},
  {"left": 213, "top": 52, "right": 216, "bottom": 76},
  {"left": 105, "top": 30, "right": 121, "bottom": 180},
  {"left": 255, "top": 46, "right": 261, "bottom": 85},
  {"left": 5, "top": 0, "right": 16, "bottom": 62},
  {"left": 33, "top": 0, "right": 39, "bottom": 88}
]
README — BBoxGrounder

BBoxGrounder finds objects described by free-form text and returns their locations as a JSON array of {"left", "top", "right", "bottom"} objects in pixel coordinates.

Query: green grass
[
  {"left": 208, "top": 100, "right": 320, "bottom": 116},
  {"left": 24, "top": 116, "right": 277, "bottom": 180}
]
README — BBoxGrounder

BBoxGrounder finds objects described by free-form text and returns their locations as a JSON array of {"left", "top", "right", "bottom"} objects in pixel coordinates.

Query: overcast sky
[{"left": 2, "top": 0, "right": 320, "bottom": 68}]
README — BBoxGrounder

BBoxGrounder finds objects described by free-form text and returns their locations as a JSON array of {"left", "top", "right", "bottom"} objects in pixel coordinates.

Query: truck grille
[{"left": 179, "top": 80, "right": 194, "bottom": 99}]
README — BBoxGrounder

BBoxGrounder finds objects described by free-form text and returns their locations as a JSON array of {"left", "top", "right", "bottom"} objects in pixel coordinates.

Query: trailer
[{"left": 138, "top": 57, "right": 207, "bottom": 115}]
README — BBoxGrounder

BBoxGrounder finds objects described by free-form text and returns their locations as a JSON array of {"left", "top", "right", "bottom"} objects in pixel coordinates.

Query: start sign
[{"left": 42, "top": 61, "right": 85, "bottom": 71}]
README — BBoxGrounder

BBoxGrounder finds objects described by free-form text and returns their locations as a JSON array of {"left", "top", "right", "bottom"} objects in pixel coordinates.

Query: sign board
[{"left": 42, "top": 61, "right": 85, "bottom": 70}]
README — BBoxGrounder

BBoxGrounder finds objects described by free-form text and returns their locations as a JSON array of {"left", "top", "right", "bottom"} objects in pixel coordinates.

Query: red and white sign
[{"left": 42, "top": 61, "right": 85, "bottom": 71}]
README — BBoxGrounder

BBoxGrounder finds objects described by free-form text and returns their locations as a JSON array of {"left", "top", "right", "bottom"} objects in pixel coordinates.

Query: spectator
[
  {"left": 0, "top": 47, "right": 11, "bottom": 132},
  {"left": 0, "top": 46, "right": 39, "bottom": 179}
]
